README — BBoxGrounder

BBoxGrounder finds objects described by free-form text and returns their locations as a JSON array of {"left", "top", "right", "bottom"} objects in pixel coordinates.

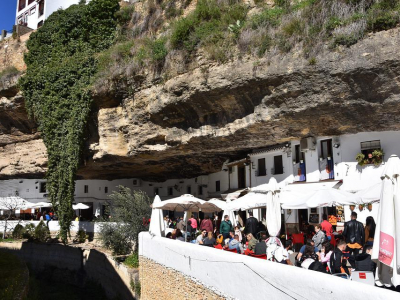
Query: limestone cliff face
[{"left": 2, "top": 28, "right": 400, "bottom": 181}]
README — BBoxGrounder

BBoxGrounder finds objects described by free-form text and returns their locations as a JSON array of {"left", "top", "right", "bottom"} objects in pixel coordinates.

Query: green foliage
[
  {"left": 170, "top": 0, "right": 248, "bottom": 51},
  {"left": 74, "top": 229, "right": 87, "bottom": 243},
  {"left": 257, "top": 34, "right": 272, "bottom": 57},
  {"left": 123, "top": 252, "right": 139, "bottom": 268},
  {"left": 99, "top": 187, "right": 151, "bottom": 255},
  {"left": 115, "top": 4, "right": 135, "bottom": 25},
  {"left": 164, "top": 1, "right": 183, "bottom": 19},
  {"left": 308, "top": 57, "right": 317, "bottom": 65},
  {"left": 12, "top": 224, "right": 25, "bottom": 239},
  {"left": 22, "top": 223, "right": 36, "bottom": 240},
  {"left": 282, "top": 18, "right": 305, "bottom": 37},
  {"left": 34, "top": 221, "right": 50, "bottom": 242},
  {"left": 250, "top": 7, "right": 284, "bottom": 30},
  {"left": 333, "top": 33, "right": 360, "bottom": 47},
  {"left": 19, "top": 0, "right": 120, "bottom": 244},
  {"left": 367, "top": 5, "right": 400, "bottom": 32}
]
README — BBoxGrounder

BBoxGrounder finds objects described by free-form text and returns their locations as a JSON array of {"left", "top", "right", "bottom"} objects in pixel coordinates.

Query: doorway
[{"left": 238, "top": 165, "right": 246, "bottom": 189}]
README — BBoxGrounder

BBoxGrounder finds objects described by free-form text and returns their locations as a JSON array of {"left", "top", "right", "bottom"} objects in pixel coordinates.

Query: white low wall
[
  {"left": 0, "top": 220, "right": 102, "bottom": 233},
  {"left": 139, "top": 232, "right": 398, "bottom": 300}
]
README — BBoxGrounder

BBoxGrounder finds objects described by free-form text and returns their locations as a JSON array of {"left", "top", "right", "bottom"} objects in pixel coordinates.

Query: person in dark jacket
[
  {"left": 342, "top": 211, "right": 365, "bottom": 268},
  {"left": 330, "top": 240, "right": 349, "bottom": 275},
  {"left": 255, "top": 234, "right": 268, "bottom": 255},
  {"left": 355, "top": 245, "right": 376, "bottom": 275},
  {"left": 245, "top": 211, "right": 258, "bottom": 238},
  {"left": 220, "top": 215, "right": 233, "bottom": 240}
]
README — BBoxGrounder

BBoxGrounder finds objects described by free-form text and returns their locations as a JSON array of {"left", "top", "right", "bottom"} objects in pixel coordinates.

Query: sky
[{"left": 0, "top": 0, "right": 17, "bottom": 32}]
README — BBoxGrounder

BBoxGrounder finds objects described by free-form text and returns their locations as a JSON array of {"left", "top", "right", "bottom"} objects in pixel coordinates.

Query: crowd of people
[{"left": 163, "top": 211, "right": 377, "bottom": 278}]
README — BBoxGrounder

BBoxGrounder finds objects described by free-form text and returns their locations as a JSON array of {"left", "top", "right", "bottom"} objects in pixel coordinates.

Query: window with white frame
[{"left": 257, "top": 158, "right": 266, "bottom": 176}]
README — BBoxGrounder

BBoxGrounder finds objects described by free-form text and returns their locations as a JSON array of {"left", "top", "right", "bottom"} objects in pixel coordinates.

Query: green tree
[
  {"left": 19, "top": 0, "right": 120, "bottom": 243},
  {"left": 99, "top": 186, "right": 151, "bottom": 255}
]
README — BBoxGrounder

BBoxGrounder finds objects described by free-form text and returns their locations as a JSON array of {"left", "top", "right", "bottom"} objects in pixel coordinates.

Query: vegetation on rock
[{"left": 19, "top": 0, "right": 120, "bottom": 243}]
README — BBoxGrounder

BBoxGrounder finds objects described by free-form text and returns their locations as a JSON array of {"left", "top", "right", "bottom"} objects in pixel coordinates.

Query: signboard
[{"left": 309, "top": 213, "right": 319, "bottom": 224}]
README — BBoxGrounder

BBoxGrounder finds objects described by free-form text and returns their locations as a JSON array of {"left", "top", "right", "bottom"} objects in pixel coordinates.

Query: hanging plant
[
  {"left": 372, "top": 149, "right": 384, "bottom": 166},
  {"left": 19, "top": 0, "right": 120, "bottom": 243},
  {"left": 367, "top": 203, "right": 372, "bottom": 211},
  {"left": 359, "top": 204, "right": 364, "bottom": 211},
  {"left": 350, "top": 205, "right": 355, "bottom": 211}
]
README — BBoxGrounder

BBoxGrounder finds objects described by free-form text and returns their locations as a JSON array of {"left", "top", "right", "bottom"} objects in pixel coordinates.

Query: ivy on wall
[{"left": 19, "top": 0, "right": 120, "bottom": 243}]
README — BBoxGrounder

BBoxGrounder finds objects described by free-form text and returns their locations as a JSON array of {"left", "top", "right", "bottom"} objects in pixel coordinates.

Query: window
[
  {"left": 28, "top": 0, "right": 35, "bottom": 4},
  {"left": 38, "top": 0, "right": 44, "bottom": 17},
  {"left": 257, "top": 158, "right": 266, "bottom": 176},
  {"left": 229, "top": 167, "right": 233, "bottom": 174},
  {"left": 84, "top": 185, "right": 88, "bottom": 193},
  {"left": 360, "top": 140, "right": 381, "bottom": 156},
  {"left": 154, "top": 188, "right": 159, "bottom": 196},
  {"left": 215, "top": 180, "right": 220, "bottom": 192},
  {"left": 273, "top": 155, "right": 284, "bottom": 175},
  {"left": 187, "top": 186, "right": 192, "bottom": 194},
  {"left": 105, "top": 187, "right": 108, "bottom": 193},
  {"left": 39, "top": 182, "right": 46, "bottom": 193},
  {"left": 30, "top": 6, "right": 36, "bottom": 15},
  {"left": 37, "top": 20, "right": 43, "bottom": 28},
  {"left": 18, "top": 0, "right": 26, "bottom": 12},
  {"left": 168, "top": 187, "right": 173, "bottom": 196},
  {"left": 295, "top": 145, "right": 305, "bottom": 163},
  {"left": 198, "top": 185, "right": 203, "bottom": 195}
]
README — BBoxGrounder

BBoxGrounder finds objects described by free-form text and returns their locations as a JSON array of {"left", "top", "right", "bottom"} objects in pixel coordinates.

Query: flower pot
[
  {"left": 319, "top": 158, "right": 323, "bottom": 161},
  {"left": 300, "top": 160, "right": 304, "bottom": 163},
  {"left": 350, "top": 205, "right": 355, "bottom": 211},
  {"left": 367, "top": 203, "right": 372, "bottom": 211},
  {"left": 327, "top": 157, "right": 331, "bottom": 160},
  {"left": 293, "top": 161, "right": 296, "bottom": 165},
  {"left": 359, "top": 204, "right": 364, "bottom": 211}
]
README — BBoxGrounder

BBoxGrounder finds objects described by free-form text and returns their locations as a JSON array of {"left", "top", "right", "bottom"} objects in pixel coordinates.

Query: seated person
[
  {"left": 203, "top": 232, "right": 216, "bottom": 247},
  {"left": 196, "top": 230, "right": 207, "bottom": 245},
  {"left": 175, "top": 229, "right": 185, "bottom": 242},
  {"left": 355, "top": 245, "right": 376, "bottom": 275},
  {"left": 229, "top": 234, "right": 244, "bottom": 253},
  {"left": 300, "top": 245, "right": 319, "bottom": 266},
  {"left": 330, "top": 240, "right": 350, "bottom": 275},
  {"left": 255, "top": 234, "right": 268, "bottom": 255},
  {"left": 296, "top": 239, "right": 320, "bottom": 262},
  {"left": 166, "top": 232, "right": 173, "bottom": 239},
  {"left": 246, "top": 233, "right": 258, "bottom": 252},
  {"left": 320, "top": 242, "right": 334, "bottom": 267},
  {"left": 281, "top": 240, "right": 293, "bottom": 265},
  {"left": 215, "top": 234, "right": 224, "bottom": 249}
]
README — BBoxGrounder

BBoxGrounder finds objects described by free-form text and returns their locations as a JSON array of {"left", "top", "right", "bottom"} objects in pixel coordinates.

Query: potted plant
[
  {"left": 356, "top": 153, "right": 365, "bottom": 166},
  {"left": 300, "top": 160, "right": 304, "bottom": 164},
  {"left": 350, "top": 205, "right": 355, "bottom": 211},
  {"left": 367, "top": 203, "right": 372, "bottom": 211},
  {"left": 372, "top": 149, "right": 384, "bottom": 166},
  {"left": 327, "top": 156, "right": 331, "bottom": 160},
  {"left": 319, "top": 157, "right": 323, "bottom": 161},
  {"left": 359, "top": 204, "right": 364, "bottom": 211}
]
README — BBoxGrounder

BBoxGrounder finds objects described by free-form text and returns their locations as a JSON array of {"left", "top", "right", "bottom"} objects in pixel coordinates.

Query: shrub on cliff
[
  {"left": 19, "top": 0, "right": 120, "bottom": 244},
  {"left": 99, "top": 186, "right": 151, "bottom": 255},
  {"left": 12, "top": 224, "right": 25, "bottom": 239}
]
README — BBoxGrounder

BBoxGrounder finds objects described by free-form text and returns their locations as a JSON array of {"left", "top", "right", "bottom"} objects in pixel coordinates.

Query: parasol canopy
[{"left": 149, "top": 195, "right": 165, "bottom": 237}]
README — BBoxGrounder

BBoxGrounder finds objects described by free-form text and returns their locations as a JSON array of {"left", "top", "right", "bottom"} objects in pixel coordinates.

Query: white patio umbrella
[
  {"left": 29, "top": 201, "right": 53, "bottom": 208},
  {"left": 347, "top": 183, "right": 381, "bottom": 204},
  {"left": 149, "top": 195, "right": 165, "bottom": 237},
  {"left": 227, "top": 192, "right": 267, "bottom": 211},
  {"left": 281, "top": 189, "right": 356, "bottom": 209},
  {"left": 73, "top": 203, "right": 90, "bottom": 210},
  {"left": 372, "top": 155, "right": 400, "bottom": 288},
  {"left": 152, "top": 194, "right": 207, "bottom": 240},
  {"left": 205, "top": 198, "right": 226, "bottom": 211},
  {"left": 265, "top": 178, "right": 281, "bottom": 237}
]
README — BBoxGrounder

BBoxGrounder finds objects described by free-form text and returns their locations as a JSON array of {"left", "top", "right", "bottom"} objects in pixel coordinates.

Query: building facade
[{"left": 0, "top": 130, "right": 394, "bottom": 231}]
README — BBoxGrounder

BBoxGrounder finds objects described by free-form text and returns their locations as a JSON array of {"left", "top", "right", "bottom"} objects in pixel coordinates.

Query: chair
[
  {"left": 351, "top": 271, "right": 375, "bottom": 286},
  {"left": 224, "top": 248, "right": 237, "bottom": 253},
  {"left": 249, "top": 253, "right": 267, "bottom": 260},
  {"left": 244, "top": 248, "right": 254, "bottom": 256},
  {"left": 292, "top": 233, "right": 304, "bottom": 244},
  {"left": 213, "top": 244, "right": 223, "bottom": 250},
  {"left": 332, "top": 273, "right": 350, "bottom": 280}
]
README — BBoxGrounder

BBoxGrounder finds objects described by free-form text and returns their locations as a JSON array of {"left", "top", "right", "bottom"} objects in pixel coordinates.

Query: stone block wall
[
  {"left": 0, "top": 242, "right": 137, "bottom": 299},
  {"left": 139, "top": 257, "right": 225, "bottom": 300}
]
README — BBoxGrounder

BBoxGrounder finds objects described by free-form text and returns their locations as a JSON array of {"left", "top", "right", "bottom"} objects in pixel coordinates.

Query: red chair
[
  {"left": 249, "top": 253, "right": 267, "bottom": 260},
  {"left": 244, "top": 248, "right": 254, "bottom": 256},
  {"left": 292, "top": 233, "right": 304, "bottom": 244},
  {"left": 214, "top": 245, "right": 223, "bottom": 250},
  {"left": 330, "top": 236, "right": 337, "bottom": 247},
  {"left": 223, "top": 248, "right": 237, "bottom": 253}
]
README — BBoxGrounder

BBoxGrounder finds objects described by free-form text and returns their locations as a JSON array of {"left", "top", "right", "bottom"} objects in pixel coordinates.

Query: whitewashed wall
[
  {"left": 139, "top": 232, "right": 398, "bottom": 300},
  {"left": 0, "top": 220, "right": 102, "bottom": 233}
]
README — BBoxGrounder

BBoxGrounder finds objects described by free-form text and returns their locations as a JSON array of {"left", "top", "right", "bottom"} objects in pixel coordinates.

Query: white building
[
  {"left": 0, "top": 130, "right": 395, "bottom": 231},
  {"left": 16, "top": 0, "right": 84, "bottom": 30}
]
